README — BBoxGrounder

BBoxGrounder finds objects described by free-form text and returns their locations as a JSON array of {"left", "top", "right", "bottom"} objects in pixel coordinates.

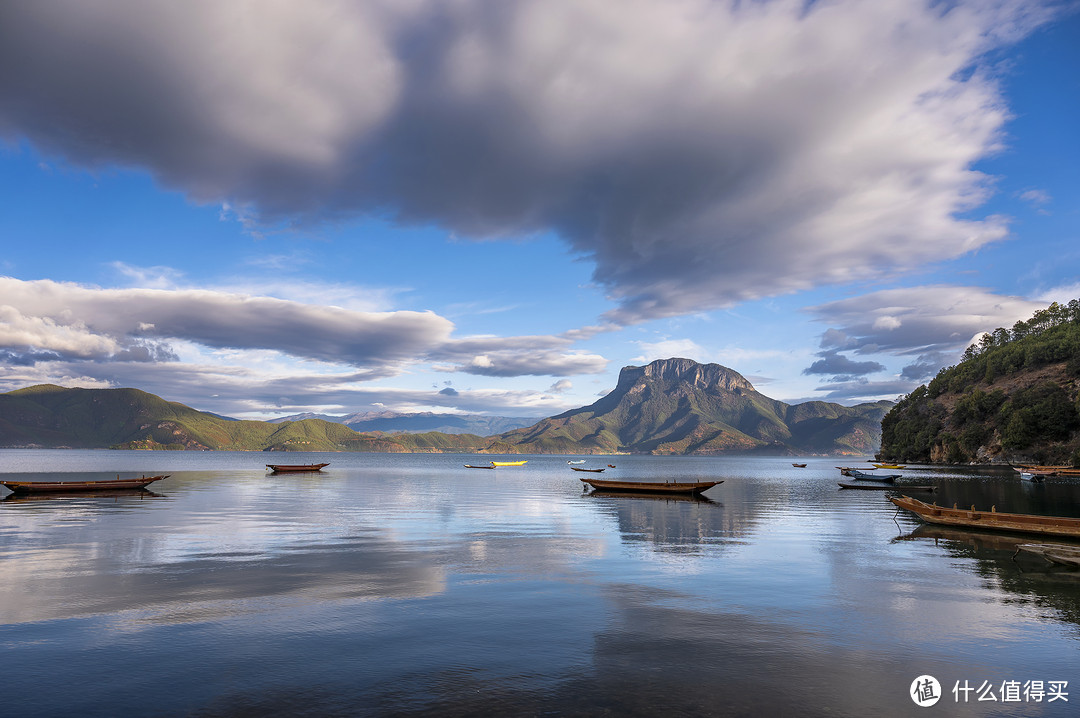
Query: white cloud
[
  {"left": 808, "top": 285, "right": 1046, "bottom": 357},
  {"left": 632, "top": 338, "right": 706, "bottom": 364},
  {"left": 872, "top": 316, "right": 902, "bottom": 331},
  {"left": 0, "top": 0, "right": 1056, "bottom": 323},
  {"left": 0, "top": 277, "right": 452, "bottom": 366}
]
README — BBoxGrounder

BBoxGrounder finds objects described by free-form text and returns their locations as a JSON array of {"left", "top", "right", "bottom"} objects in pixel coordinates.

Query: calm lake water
[{"left": 2, "top": 451, "right": 1078, "bottom": 717}]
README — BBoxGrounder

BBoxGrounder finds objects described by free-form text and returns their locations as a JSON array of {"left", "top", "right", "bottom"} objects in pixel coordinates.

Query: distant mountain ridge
[
  {"left": 0, "top": 385, "right": 489, "bottom": 453},
  {"left": 497, "top": 358, "right": 890, "bottom": 455},
  {"left": 0, "top": 359, "right": 890, "bottom": 454},
  {"left": 270, "top": 410, "right": 534, "bottom": 436}
]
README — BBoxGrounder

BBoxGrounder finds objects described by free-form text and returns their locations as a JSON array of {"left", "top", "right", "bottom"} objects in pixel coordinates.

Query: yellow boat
[
  {"left": 490, "top": 460, "right": 527, "bottom": 467},
  {"left": 872, "top": 463, "right": 906, "bottom": 469}
]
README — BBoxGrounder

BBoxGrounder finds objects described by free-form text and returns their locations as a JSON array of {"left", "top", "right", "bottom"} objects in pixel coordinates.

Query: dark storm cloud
[{"left": 0, "top": 1, "right": 1055, "bottom": 322}]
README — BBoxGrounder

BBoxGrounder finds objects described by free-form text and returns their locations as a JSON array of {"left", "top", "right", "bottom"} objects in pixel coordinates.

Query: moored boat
[
  {"left": 0, "top": 474, "right": 169, "bottom": 494},
  {"left": 490, "top": 460, "right": 527, "bottom": 467},
  {"left": 567, "top": 460, "right": 586, "bottom": 464},
  {"left": 838, "top": 481, "right": 934, "bottom": 491},
  {"left": 579, "top": 478, "right": 722, "bottom": 495},
  {"left": 571, "top": 466, "right": 605, "bottom": 472},
  {"left": 890, "top": 495, "right": 1080, "bottom": 538},
  {"left": 266, "top": 463, "right": 330, "bottom": 473},
  {"left": 792, "top": 463, "right": 807, "bottom": 468},
  {"left": 849, "top": 470, "right": 900, "bottom": 482},
  {"left": 1015, "top": 465, "right": 1080, "bottom": 477},
  {"left": 872, "top": 463, "right": 906, "bottom": 469},
  {"left": 464, "top": 464, "right": 495, "bottom": 469}
]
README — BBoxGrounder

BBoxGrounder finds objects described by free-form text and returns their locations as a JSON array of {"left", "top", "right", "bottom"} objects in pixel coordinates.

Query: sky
[{"left": 0, "top": 0, "right": 1078, "bottom": 421}]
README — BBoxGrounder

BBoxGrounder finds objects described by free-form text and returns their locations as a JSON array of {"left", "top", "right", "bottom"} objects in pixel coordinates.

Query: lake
[{"left": 1, "top": 451, "right": 1078, "bottom": 716}]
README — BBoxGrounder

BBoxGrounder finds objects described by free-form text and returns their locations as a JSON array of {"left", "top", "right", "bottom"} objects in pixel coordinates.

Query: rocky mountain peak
[{"left": 618, "top": 358, "right": 755, "bottom": 394}]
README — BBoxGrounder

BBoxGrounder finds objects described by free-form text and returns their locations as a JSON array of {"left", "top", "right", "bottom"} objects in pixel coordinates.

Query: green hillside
[
  {"left": 0, "top": 385, "right": 487, "bottom": 452},
  {"left": 880, "top": 300, "right": 1080, "bottom": 464}
]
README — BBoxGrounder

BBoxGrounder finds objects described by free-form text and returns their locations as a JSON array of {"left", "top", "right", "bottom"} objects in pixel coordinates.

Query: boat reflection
[
  {"left": 584, "top": 489, "right": 716, "bottom": 503},
  {"left": 895, "top": 523, "right": 1080, "bottom": 629}
]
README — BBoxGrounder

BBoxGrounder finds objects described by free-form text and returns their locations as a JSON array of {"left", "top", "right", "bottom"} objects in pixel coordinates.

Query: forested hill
[{"left": 879, "top": 300, "right": 1080, "bottom": 465}]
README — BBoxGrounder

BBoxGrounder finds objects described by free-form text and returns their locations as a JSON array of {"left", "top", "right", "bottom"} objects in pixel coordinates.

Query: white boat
[{"left": 567, "top": 460, "right": 586, "bottom": 464}]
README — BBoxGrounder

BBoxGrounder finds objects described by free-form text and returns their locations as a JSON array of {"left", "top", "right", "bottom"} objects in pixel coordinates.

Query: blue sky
[{"left": 0, "top": 0, "right": 1077, "bottom": 420}]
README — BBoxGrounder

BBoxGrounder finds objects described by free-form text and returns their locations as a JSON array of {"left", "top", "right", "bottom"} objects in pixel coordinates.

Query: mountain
[
  {"left": 496, "top": 358, "right": 890, "bottom": 455},
  {"left": 880, "top": 300, "right": 1080, "bottom": 465},
  {"left": 270, "top": 410, "right": 535, "bottom": 435},
  {"left": 0, "top": 385, "right": 489, "bottom": 453},
  {"left": 0, "top": 359, "right": 890, "bottom": 455}
]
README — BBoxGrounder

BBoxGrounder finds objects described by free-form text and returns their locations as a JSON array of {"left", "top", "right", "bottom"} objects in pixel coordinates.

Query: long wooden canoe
[
  {"left": 464, "top": 464, "right": 495, "bottom": 469},
  {"left": 0, "top": 474, "right": 169, "bottom": 494},
  {"left": 849, "top": 470, "right": 899, "bottom": 482},
  {"left": 890, "top": 495, "right": 1080, "bottom": 538},
  {"left": 579, "top": 478, "right": 722, "bottom": 495},
  {"left": 490, "top": 460, "right": 527, "bottom": 467},
  {"left": 1015, "top": 543, "right": 1080, "bottom": 567},
  {"left": 838, "top": 482, "right": 934, "bottom": 491},
  {"left": 266, "top": 463, "right": 329, "bottom": 473},
  {"left": 570, "top": 466, "right": 605, "bottom": 473}
]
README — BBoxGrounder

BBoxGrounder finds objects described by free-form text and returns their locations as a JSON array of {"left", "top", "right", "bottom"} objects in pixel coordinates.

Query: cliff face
[{"left": 499, "top": 358, "right": 889, "bottom": 455}]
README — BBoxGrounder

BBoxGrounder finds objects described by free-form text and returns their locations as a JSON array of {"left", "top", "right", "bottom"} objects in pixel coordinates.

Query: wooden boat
[
  {"left": 836, "top": 466, "right": 873, "bottom": 477},
  {"left": 266, "top": 463, "right": 329, "bottom": 473},
  {"left": 838, "top": 481, "right": 934, "bottom": 491},
  {"left": 579, "top": 478, "right": 722, "bottom": 495},
  {"left": 1016, "top": 465, "right": 1080, "bottom": 477},
  {"left": 0, "top": 474, "right": 169, "bottom": 494},
  {"left": 1015, "top": 543, "right": 1080, "bottom": 567},
  {"left": 890, "top": 495, "right": 1080, "bottom": 539},
  {"left": 587, "top": 490, "right": 714, "bottom": 503},
  {"left": 490, "top": 460, "right": 527, "bottom": 467},
  {"left": 792, "top": 463, "right": 807, "bottom": 468},
  {"left": 607, "top": 464, "right": 616, "bottom": 468},
  {"left": 849, "top": 470, "right": 899, "bottom": 482},
  {"left": 571, "top": 466, "right": 605, "bottom": 472},
  {"left": 464, "top": 464, "right": 495, "bottom": 469},
  {"left": 1020, "top": 472, "right": 1046, "bottom": 483},
  {"left": 872, "top": 463, "right": 906, "bottom": 469}
]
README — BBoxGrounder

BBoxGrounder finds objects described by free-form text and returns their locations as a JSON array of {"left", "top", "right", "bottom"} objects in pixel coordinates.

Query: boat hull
[
  {"left": 266, "top": 463, "right": 329, "bottom": 473},
  {"left": 849, "top": 470, "right": 899, "bottom": 482},
  {"left": 891, "top": 496, "right": 1080, "bottom": 538},
  {"left": 0, "top": 475, "right": 169, "bottom": 494},
  {"left": 490, "top": 461, "right": 527, "bottom": 467},
  {"left": 570, "top": 467, "right": 605, "bottom": 472},
  {"left": 580, "top": 478, "right": 721, "bottom": 494},
  {"left": 839, "top": 482, "right": 934, "bottom": 491}
]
